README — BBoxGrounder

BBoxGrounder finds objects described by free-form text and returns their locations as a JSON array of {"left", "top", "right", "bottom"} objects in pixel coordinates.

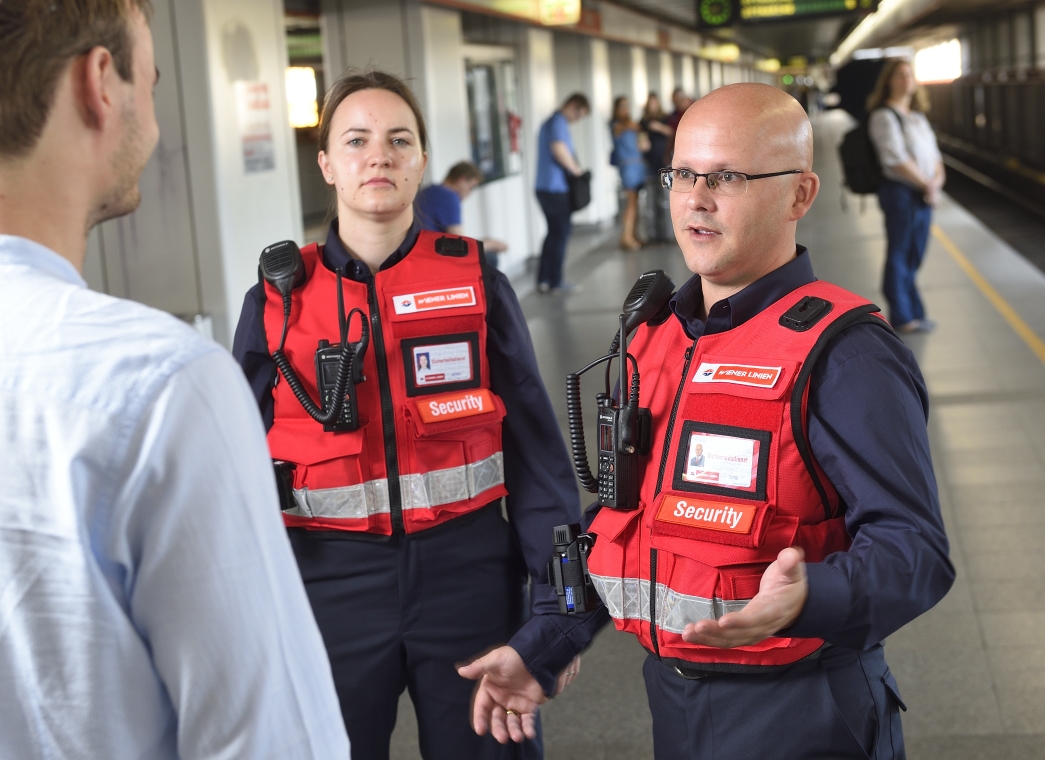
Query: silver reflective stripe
[
  {"left": 590, "top": 575, "right": 651, "bottom": 622},
  {"left": 400, "top": 452, "right": 504, "bottom": 511},
  {"left": 286, "top": 479, "right": 390, "bottom": 519},
  {"left": 656, "top": 584, "right": 749, "bottom": 634},
  {"left": 286, "top": 452, "right": 504, "bottom": 519},
  {"left": 590, "top": 573, "right": 750, "bottom": 633}
]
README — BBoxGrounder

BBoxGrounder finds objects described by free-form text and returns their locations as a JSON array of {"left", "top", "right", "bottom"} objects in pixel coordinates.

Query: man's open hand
[
  {"left": 457, "top": 647, "right": 581, "bottom": 744},
  {"left": 681, "top": 547, "right": 808, "bottom": 648}
]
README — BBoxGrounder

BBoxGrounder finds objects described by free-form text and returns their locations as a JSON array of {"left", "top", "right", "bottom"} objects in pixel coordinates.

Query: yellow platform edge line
[{"left": 931, "top": 223, "right": 1045, "bottom": 369}]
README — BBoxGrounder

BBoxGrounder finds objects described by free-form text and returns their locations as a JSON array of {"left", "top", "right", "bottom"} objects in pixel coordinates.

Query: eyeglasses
[{"left": 659, "top": 168, "right": 803, "bottom": 195}]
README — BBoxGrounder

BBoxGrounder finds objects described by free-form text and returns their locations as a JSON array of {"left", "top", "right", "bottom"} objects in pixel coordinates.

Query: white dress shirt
[{"left": 0, "top": 235, "right": 349, "bottom": 759}]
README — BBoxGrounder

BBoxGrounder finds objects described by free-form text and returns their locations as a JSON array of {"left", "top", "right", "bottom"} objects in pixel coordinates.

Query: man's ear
[
  {"left": 79, "top": 46, "right": 120, "bottom": 131},
  {"left": 789, "top": 171, "right": 820, "bottom": 222}
]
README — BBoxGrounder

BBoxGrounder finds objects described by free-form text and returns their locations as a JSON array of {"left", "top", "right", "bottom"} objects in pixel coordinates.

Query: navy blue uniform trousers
[
  {"left": 288, "top": 504, "right": 542, "bottom": 760},
  {"left": 644, "top": 645, "right": 906, "bottom": 760}
]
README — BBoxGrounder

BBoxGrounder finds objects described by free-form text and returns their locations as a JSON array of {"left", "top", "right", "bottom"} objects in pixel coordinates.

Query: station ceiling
[
  {"left": 607, "top": 0, "right": 860, "bottom": 60},
  {"left": 607, "top": 0, "right": 1028, "bottom": 62}
]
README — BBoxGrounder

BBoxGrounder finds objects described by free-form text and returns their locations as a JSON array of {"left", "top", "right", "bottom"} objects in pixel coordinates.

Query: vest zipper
[
  {"left": 649, "top": 547, "right": 660, "bottom": 657},
  {"left": 649, "top": 341, "right": 697, "bottom": 658},
  {"left": 367, "top": 280, "right": 404, "bottom": 533},
  {"left": 654, "top": 341, "right": 697, "bottom": 494}
]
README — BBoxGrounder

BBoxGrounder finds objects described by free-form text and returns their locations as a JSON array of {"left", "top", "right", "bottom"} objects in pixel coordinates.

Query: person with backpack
[{"left": 866, "top": 59, "right": 945, "bottom": 334}]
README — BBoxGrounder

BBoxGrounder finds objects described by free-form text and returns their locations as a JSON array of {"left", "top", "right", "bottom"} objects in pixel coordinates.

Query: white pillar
[
  {"left": 519, "top": 27, "right": 556, "bottom": 258},
  {"left": 587, "top": 38, "right": 616, "bottom": 226},
  {"left": 680, "top": 54, "right": 696, "bottom": 97},
  {"left": 630, "top": 46, "right": 649, "bottom": 115},
  {"left": 659, "top": 50, "right": 675, "bottom": 108},
  {"left": 418, "top": 6, "right": 469, "bottom": 182},
  {"left": 189, "top": 0, "right": 302, "bottom": 343},
  {"left": 698, "top": 58, "right": 711, "bottom": 96}
]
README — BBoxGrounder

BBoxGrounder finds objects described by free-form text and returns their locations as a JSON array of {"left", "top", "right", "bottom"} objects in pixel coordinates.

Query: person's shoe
[
  {"left": 550, "top": 281, "right": 583, "bottom": 295},
  {"left": 537, "top": 282, "right": 551, "bottom": 294}
]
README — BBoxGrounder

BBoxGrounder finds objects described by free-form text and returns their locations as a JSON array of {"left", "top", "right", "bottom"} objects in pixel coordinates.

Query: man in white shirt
[{"left": 0, "top": 2, "right": 349, "bottom": 757}]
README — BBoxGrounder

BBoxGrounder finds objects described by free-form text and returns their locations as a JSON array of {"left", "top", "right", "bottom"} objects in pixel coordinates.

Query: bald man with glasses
[{"left": 460, "top": 83, "right": 953, "bottom": 760}]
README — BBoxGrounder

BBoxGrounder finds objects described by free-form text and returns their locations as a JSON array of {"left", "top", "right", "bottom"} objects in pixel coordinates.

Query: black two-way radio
[
  {"left": 550, "top": 271, "right": 675, "bottom": 614},
  {"left": 564, "top": 270, "right": 674, "bottom": 511},
  {"left": 260, "top": 240, "right": 369, "bottom": 432}
]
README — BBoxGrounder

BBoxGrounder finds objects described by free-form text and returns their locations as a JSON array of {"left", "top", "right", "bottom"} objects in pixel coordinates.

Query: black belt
[{"left": 669, "top": 644, "right": 830, "bottom": 680}]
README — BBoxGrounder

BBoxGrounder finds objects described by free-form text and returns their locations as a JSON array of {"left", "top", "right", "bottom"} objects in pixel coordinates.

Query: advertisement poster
[{"left": 234, "top": 81, "right": 275, "bottom": 174}]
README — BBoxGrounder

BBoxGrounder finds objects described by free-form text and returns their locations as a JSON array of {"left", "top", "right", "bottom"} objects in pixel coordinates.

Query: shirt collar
[
  {"left": 670, "top": 246, "right": 815, "bottom": 339},
  {"left": 322, "top": 218, "right": 421, "bottom": 282},
  {"left": 0, "top": 235, "right": 86, "bottom": 287}
]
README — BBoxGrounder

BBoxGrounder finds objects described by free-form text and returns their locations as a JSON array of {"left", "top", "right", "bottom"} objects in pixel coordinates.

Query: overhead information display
[{"left": 697, "top": 0, "right": 878, "bottom": 29}]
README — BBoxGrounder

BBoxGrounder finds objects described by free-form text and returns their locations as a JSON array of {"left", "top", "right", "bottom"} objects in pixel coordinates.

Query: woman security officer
[{"left": 232, "top": 71, "right": 580, "bottom": 759}]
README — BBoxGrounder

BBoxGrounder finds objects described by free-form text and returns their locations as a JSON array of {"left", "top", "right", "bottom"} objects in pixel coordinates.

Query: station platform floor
[{"left": 387, "top": 109, "right": 1045, "bottom": 760}]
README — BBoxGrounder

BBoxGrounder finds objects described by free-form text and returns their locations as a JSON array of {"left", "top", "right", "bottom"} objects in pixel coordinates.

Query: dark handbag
[{"left": 566, "top": 171, "right": 592, "bottom": 212}]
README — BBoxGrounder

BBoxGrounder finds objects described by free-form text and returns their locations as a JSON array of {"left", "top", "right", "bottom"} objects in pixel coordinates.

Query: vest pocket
[
  {"left": 647, "top": 492, "right": 801, "bottom": 654},
  {"left": 267, "top": 420, "right": 387, "bottom": 527},
  {"left": 400, "top": 395, "right": 507, "bottom": 523},
  {"left": 587, "top": 506, "right": 647, "bottom": 638}
]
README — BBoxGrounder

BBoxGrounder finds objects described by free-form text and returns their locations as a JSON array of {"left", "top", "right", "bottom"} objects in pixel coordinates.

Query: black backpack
[{"left": 838, "top": 107, "right": 903, "bottom": 195}]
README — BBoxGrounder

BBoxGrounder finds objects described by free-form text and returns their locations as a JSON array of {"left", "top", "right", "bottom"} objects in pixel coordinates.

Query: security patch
[
  {"left": 417, "top": 388, "right": 495, "bottom": 424},
  {"left": 656, "top": 497, "right": 756, "bottom": 534}
]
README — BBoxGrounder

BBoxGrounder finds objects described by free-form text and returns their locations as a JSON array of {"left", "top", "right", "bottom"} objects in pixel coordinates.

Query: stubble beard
[{"left": 88, "top": 100, "right": 147, "bottom": 231}]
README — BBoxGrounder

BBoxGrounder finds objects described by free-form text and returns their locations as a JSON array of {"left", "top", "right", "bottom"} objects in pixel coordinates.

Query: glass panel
[{"left": 465, "top": 58, "right": 522, "bottom": 183}]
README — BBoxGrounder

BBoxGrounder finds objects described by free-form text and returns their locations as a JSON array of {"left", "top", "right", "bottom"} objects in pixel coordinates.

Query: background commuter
[
  {"left": 232, "top": 70, "right": 581, "bottom": 760},
  {"left": 460, "top": 84, "right": 953, "bottom": 760},
  {"left": 661, "top": 86, "right": 693, "bottom": 164},
  {"left": 639, "top": 93, "right": 675, "bottom": 242},
  {"left": 867, "top": 59, "right": 945, "bottom": 334},
  {"left": 415, "top": 160, "right": 508, "bottom": 268},
  {"left": 609, "top": 96, "right": 648, "bottom": 251},
  {"left": 534, "top": 92, "right": 590, "bottom": 294},
  {"left": 0, "top": 2, "right": 348, "bottom": 758}
]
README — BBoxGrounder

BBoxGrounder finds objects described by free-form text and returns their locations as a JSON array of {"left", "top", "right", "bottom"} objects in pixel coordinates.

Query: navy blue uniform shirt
[
  {"left": 232, "top": 220, "right": 584, "bottom": 688},
  {"left": 513, "top": 246, "right": 955, "bottom": 695}
]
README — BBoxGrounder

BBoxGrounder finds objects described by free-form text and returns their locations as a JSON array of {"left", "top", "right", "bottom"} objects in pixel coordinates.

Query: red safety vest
[
  {"left": 586, "top": 280, "right": 889, "bottom": 672},
  {"left": 263, "top": 231, "right": 508, "bottom": 536}
]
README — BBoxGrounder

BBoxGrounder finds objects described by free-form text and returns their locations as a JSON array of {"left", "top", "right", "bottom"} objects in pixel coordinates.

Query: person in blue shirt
[
  {"left": 415, "top": 161, "right": 507, "bottom": 268},
  {"left": 534, "top": 93, "right": 589, "bottom": 294}
]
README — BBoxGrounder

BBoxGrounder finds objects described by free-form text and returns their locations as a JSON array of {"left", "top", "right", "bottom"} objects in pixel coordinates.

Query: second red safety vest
[
  {"left": 587, "top": 280, "right": 889, "bottom": 671},
  {"left": 263, "top": 231, "right": 508, "bottom": 536}
]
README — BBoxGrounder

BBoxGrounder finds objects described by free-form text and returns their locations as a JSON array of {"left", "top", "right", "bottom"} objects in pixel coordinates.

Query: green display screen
[{"left": 697, "top": 0, "right": 878, "bottom": 28}]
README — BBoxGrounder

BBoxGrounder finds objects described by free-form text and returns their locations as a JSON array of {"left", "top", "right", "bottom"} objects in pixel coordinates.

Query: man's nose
[{"left": 686, "top": 178, "right": 716, "bottom": 210}]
